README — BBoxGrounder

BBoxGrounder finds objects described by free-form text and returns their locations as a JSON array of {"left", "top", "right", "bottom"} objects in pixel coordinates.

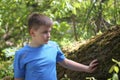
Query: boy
[{"left": 14, "top": 13, "right": 98, "bottom": 80}]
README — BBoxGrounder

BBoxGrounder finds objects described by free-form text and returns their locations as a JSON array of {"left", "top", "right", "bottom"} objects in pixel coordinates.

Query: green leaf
[
  {"left": 73, "top": 2, "right": 80, "bottom": 8},
  {"left": 112, "top": 58, "right": 120, "bottom": 67},
  {"left": 109, "top": 65, "right": 114, "bottom": 73},
  {"left": 66, "top": 2, "right": 73, "bottom": 10},
  {"left": 72, "top": 7, "right": 76, "bottom": 15},
  {"left": 107, "top": 78, "right": 112, "bottom": 80},
  {"left": 112, "top": 58, "right": 119, "bottom": 64},
  {"left": 113, "top": 66, "right": 119, "bottom": 73},
  {"left": 112, "top": 73, "right": 119, "bottom": 80}
]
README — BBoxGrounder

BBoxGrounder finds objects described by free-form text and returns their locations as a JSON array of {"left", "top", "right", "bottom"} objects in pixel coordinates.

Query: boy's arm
[{"left": 58, "top": 58, "right": 98, "bottom": 73}]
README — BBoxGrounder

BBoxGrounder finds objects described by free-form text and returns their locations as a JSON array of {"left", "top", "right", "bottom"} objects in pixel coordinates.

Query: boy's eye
[
  {"left": 43, "top": 31, "right": 48, "bottom": 34},
  {"left": 42, "top": 31, "right": 51, "bottom": 34}
]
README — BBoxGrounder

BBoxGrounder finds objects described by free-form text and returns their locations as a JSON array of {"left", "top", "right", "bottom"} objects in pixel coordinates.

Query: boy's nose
[{"left": 47, "top": 33, "right": 50, "bottom": 38}]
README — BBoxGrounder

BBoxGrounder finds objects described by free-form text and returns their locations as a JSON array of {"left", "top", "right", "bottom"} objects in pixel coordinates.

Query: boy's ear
[{"left": 30, "top": 29, "right": 35, "bottom": 37}]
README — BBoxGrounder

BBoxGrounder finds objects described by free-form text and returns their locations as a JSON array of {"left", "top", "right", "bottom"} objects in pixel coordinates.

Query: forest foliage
[{"left": 0, "top": 0, "right": 120, "bottom": 79}]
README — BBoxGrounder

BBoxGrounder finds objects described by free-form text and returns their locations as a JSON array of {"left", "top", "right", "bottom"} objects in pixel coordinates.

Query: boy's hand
[{"left": 87, "top": 59, "right": 98, "bottom": 73}]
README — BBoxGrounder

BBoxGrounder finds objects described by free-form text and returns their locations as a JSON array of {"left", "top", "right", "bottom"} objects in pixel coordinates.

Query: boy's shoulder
[
  {"left": 48, "top": 40, "right": 59, "bottom": 47},
  {"left": 15, "top": 46, "right": 28, "bottom": 56},
  {"left": 15, "top": 41, "right": 59, "bottom": 56},
  {"left": 48, "top": 40, "right": 57, "bottom": 44}
]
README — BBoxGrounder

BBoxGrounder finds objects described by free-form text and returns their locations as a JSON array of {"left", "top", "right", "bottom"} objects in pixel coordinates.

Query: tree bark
[{"left": 57, "top": 26, "right": 120, "bottom": 80}]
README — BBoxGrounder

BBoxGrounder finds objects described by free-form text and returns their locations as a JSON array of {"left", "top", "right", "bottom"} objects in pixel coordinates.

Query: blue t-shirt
[{"left": 14, "top": 41, "right": 65, "bottom": 80}]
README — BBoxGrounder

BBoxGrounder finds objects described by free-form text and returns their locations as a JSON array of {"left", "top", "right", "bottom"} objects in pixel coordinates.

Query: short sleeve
[
  {"left": 14, "top": 51, "right": 25, "bottom": 78},
  {"left": 56, "top": 44, "right": 66, "bottom": 62}
]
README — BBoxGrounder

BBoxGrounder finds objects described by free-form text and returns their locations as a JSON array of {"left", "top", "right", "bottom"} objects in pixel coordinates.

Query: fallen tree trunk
[{"left": 57, "top": 26, "right": 120, "bottom": 80}]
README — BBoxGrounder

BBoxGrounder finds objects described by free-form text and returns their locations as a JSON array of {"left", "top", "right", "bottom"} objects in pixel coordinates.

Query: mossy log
[{"left": 57, "top": 26, "right": 120, "bottom": 80}]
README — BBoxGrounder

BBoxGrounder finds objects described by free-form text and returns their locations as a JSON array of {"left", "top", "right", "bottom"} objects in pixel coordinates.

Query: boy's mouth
[{"left": 45, "top": 39, "right": 49, "bottom": 42}]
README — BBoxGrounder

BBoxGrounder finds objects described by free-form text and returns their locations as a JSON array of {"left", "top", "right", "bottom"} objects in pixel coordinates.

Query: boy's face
[{"left": 30, "top": 26, "right": 51, "bottom": 45}]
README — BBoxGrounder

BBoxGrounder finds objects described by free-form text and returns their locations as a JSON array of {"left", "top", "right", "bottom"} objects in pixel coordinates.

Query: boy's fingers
[
  {"left": 91, "top": 59, "right": 98, "bottom": 64},
  {"left": 90, "top": 64, "right": 98, "bottom": 73},
  {"left": 88, "top": 59, "right": 99, "bottom": 73},
  {"left": 90, "top": 59, "right": 98, "bottom": 66},
  {"left": 91, "top": 67, "right": 97, "bottom": 73},
  {"left": 91, "top": 63, "right": 98, "bottom": 69}
]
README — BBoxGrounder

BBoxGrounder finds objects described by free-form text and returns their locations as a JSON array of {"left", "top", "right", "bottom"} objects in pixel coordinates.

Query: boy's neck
[{"left": 29, "top": 40, "right": 43, "bottom": 47}]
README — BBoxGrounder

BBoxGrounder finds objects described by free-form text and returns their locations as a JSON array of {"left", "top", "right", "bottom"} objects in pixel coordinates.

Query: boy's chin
[{"left": 44, "top": 40, "right": 49, "bottom": 44}]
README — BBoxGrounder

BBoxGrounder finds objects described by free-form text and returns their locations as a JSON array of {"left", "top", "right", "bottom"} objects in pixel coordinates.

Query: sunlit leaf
[
  {"left": 112, "top": 73, "right": 119, "bottom": 80},
  {"left": 109, "top": 65, "right": 114, "bottom": 73},
  {"left": 112, "top": 58, "right": 120, "bottom": 67},
  {"left": 113, "top": 66, "right": 119, "bottom": 73}
]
